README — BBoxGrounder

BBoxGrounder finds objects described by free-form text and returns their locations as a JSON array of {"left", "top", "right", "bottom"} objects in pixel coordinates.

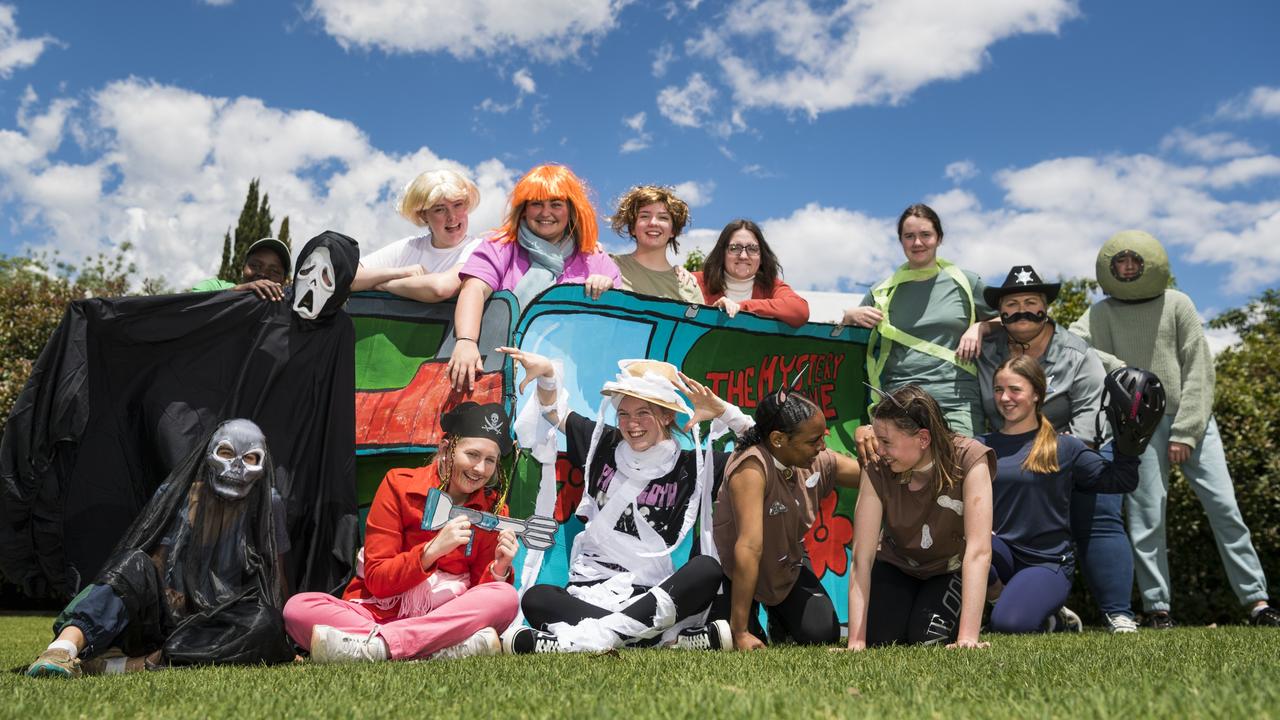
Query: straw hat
[{"left": 600, "top": 359, "right": 690, "bottom": 415}]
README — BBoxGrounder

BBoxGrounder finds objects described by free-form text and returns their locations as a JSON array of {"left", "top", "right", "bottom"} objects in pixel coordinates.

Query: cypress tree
[
  {"left": 216, "top": 229, "right": 233, "bottom": 280},
  {"left": 217, "top": 179, "right": 289, "bottom": 283},
  {"left": 278, "top": 216, "right": 291, "bottom": 249}
]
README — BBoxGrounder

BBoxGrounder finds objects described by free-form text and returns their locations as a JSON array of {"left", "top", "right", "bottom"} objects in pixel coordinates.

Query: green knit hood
[{"left": 1096, "top": 230, "right": 1169, "bottom": 301}]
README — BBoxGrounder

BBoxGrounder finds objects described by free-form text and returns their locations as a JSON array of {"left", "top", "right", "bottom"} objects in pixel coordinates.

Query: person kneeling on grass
[
  {"left": 500, "top": 349, "right": 753, "bottom": 653},
  {"left": 282, "top": 403, "right": 519, "bottom": 663},
  {"left": 710, "top": 389, "right": 863, "bottom": 650},
  {"left": 981, "top": 356, "right": 1152, "bottom": 634},
  {"left": 27, "top": 419, "right": 294, "bottom": 678},
  {"left": 846, "top": 385, "right": 995, "bottom": 650}
]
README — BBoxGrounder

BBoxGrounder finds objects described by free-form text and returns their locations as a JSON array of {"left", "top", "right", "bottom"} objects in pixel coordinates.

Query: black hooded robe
[
  {"left": 0, "top": 231, "right": 360, "bottom": 601},
  {"left": 57, "top": 421, "right": 294, "bottom": 665}
]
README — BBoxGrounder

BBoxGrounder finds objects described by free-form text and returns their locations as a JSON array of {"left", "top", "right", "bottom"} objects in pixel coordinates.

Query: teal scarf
[{"left": 513, "top": 221, "right": 575, "bottom": 309}]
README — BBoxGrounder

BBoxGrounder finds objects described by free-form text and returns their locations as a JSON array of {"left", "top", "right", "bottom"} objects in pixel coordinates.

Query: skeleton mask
[
  {"left": 293, "top": 246, "right": 335, "bottom": 320},
  {"left": 205, "top": 419, "right": 267, "bottom": 500}
]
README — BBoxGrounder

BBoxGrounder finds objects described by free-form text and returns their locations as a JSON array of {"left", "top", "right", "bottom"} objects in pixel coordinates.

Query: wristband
[
  {"left": 488, "top": 561, "right": 511, "bottom": 581},
  {"left": 536, "top": 374, "right": 558, "bottom": 391},
  {"left": 455, "top": 336, "right": 478, "bottom": 344}
]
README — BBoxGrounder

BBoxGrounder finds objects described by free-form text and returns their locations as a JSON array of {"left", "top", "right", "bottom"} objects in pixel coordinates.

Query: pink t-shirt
[{"left": 459, "top": 236, "right": 622, "bottom": 292}]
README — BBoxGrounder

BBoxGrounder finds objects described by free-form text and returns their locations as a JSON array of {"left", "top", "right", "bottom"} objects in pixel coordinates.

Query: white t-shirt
[{"left": 360, "top": 233, "right": 482, "bottom": 274}]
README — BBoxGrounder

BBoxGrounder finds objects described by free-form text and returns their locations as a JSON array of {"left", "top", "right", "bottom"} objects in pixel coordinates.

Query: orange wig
[{"left": 498, "top": 164, "right": 599, "bottom": 254}]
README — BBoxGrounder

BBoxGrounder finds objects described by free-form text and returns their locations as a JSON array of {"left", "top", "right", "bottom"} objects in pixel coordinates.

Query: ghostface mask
[
  {"left": 293, "top": 246, "right": 335, "bottom": 320},
  {"left": 205, "top": 419, "right": 267, "bottom": 500}
]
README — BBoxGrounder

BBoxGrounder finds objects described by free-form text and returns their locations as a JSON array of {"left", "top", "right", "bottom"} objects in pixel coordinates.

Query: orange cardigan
[
  {"left": 342, "top": 464, "right": 510, "bottom": 622},
  {"left": 694, "top": 272, "right": 810, "bottom": 328}
]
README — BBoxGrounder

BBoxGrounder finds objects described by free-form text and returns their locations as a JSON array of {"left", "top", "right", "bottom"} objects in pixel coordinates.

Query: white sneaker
[
  {"left": 309, "top": 625, "right": 388, "bottom": 663},
  {"left": 430, "top": 628, "right": 500, "bottom": 660},
  {"left": 1055, "top": 606, "right": 1083, "bottom": 633},
  {"left": 674, "top": 620, "right": 732, "bottom": 650},
  {"left": 1104, "top": 613, "right": 1139, "bottom": 634}
]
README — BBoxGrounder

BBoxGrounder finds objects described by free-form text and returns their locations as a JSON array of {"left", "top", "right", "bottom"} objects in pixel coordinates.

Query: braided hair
[
  {"left": 740, "top": 388, "right": 821, "bottom": 449},
  {"left": 434, "top": 434, "right": 511, "bottom": 515}
]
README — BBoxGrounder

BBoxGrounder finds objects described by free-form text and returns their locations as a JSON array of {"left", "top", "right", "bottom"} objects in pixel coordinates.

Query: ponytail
[{"left": 1023, "top": 414, "right": 1060, "bottom": 474}]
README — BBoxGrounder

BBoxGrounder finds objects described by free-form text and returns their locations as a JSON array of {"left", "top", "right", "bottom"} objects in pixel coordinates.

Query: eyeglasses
[{"left": 726, "top": 244, "right": 760, "bottom": 257}]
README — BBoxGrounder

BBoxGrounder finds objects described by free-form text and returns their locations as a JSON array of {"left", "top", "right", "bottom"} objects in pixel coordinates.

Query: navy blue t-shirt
[{"left": 980, "top": 429, "right": 1138, "bottom": 568}]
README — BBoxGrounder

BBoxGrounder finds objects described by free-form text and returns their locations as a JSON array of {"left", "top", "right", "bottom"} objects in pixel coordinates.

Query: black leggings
[
  {"left": 866, "top": 560, "right": 963, "bottom": 647},
  {"left": 522, "top": 555, "right": 723, "bottom": 641},
  {"left": 709, "top": 562, "right": 840, "bottom": 645}
]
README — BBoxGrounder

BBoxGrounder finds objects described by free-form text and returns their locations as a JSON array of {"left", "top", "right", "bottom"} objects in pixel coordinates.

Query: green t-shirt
[
  {"left": 862, "top": 268, "right": 995, "bottom": 403},
  {"left": 190, "top": 278, "right": 235, "bottom": 293},
  {"left": 611, "top": 254, "right": 705, "bottom": 304}
]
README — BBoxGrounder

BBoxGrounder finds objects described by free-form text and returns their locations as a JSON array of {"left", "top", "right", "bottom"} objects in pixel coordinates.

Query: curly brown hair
[{"left": 609, "top": 185, "right": 690, "bottom": 253}]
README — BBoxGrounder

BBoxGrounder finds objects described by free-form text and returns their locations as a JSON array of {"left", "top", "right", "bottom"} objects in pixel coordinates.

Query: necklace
[{"left": 1008, "top": 323, "right": 1052, "bottom": 359}]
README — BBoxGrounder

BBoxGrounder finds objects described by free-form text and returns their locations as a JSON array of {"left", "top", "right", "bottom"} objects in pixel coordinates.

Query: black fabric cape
[
  {"left": 0, "top": 231, "right": 359, "bottom": 601},
  {"left": 90, "top": 422, "right": 293, "bottom": 666}
]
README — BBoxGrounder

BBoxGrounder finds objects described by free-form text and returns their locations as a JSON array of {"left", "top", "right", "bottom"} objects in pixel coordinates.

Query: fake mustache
[{"left": 1001, "top": 310, "right": 1048, "bottom": 324}]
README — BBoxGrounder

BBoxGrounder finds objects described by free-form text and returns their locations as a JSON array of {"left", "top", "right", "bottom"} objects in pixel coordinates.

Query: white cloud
[
  {"left": 1204, "top": 155, "right": 1280, "bottom": 188},
  {"left": 760, "top": 203, "right": 899, "bottom": 291},
  {"left": 512, "top": 67, "right": 536, "bottom": 95},
  {"left": 477, "top": 67, "right": 538, "bottom": 115},
  {"left": 652, "top": 43, "right": 675, "bottom": 77},
  {"left": 307, "top": 0, "right": 627, "bottom": 61},
  {"left": 733, "top": 145, "right": 1280, "bottom": 296},
  {"left": 945, "top": 160, "right": 978, "bottom": 183},
  {"left": 1160, "top": 128, "right": 1260, "bottom": 161},
  {"left": 0, "top": 79, "right": 519, "bottom": 289},
  {"left": 693, "top": 0, "right": 1078, "bottom": 117},
  {"left": 1215, "top": 86, "right": 1280, "bottom": 120},
  {"left": 672, "top": 180, "right": 714, "bottom": 207},
  {"left": 1204, "top": 325, "right": 1241, "bottom": 356},
  {"left": 0, "top": 4, "right": 56, "bottom": 78},
  {"left": 619, "top": 111, "right": 651, "bottom": 153},
  {"left": 657, "top": 72, "right": 716, "bottom": 127}
]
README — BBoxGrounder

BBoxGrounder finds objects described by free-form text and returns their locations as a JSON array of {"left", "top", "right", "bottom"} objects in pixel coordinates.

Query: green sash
[{"left": 865, "top": 259, "right": 976, "bottom": 412}]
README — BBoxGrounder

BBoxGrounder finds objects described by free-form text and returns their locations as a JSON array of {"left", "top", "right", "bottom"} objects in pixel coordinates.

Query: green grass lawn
[{"left": 2, "top": 614, "right": 1277, "bottom": 719}]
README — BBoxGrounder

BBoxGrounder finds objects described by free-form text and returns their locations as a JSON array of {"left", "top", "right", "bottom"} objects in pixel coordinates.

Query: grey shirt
[{"left": 978, "top": 323, "right": 1107, "bottom": 440}]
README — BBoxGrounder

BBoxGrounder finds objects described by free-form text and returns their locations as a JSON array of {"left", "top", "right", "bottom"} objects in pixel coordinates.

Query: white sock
[
  {"left": 48, "top": 639, "right": 79, "bottom": 659},
  {"left": 1251, "top": 604, "right": 1272, "bottom": 618}
]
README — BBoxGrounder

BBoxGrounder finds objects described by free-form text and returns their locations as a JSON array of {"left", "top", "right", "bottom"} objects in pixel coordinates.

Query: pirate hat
[
  {"left": 984, "top": 265, "right": 1061, "bottom": 308},
  {"left": 440, "top": 401, "right": 513, "bottom": 455}
]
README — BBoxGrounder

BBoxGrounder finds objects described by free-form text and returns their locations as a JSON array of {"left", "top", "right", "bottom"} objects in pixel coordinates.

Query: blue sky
[{"left": 1, "top": 0, "right": 1277, "bottom": 325}]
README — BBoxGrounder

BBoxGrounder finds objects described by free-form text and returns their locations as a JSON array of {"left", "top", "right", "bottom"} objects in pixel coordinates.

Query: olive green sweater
[{"left": 1068, "top": 289, "right": 1214, "bottom": 449}]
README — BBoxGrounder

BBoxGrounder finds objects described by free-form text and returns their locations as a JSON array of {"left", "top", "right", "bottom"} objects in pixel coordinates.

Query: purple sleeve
[
  {"left": 592, "top": 252, "right": 622, "bottom": 287},
  {"left": 459, "top": 239, "right": 507, "bottom": 290}
]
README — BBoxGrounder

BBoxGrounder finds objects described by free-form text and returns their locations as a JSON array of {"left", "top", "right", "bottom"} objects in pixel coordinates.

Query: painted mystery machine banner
[{"left": 349, "top": 285, "right": 869, "bottom": 622}]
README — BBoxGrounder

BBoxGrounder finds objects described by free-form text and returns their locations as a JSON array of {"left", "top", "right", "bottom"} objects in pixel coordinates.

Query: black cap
[
  {"left": 984, "top": 265, "right": 1061, "bottom": 308},
  {"left": 440, "top": 402, "right": 513, "bottom": 455}
]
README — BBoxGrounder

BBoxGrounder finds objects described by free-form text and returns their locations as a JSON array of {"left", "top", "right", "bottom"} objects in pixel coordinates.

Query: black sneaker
[
  {"left": 501, "top": 626, "right": 563, "bottom": 654},
  {"left": 674, "top": 620, "right": 731, "bottom": 650},
  {"left": 1144, "top": 611, "right": 1176, "bottom": 630},
  {"left": 1250, "top": 605, "right": 1280, "bottom": 627}
]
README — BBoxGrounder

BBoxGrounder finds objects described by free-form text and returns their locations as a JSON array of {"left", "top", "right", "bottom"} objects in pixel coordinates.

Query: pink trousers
[{"left": 283, "top": 582, "right": 518, "bottom": 659}]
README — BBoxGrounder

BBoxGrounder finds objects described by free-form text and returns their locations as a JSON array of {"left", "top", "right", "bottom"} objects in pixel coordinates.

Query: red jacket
[
  {"left": 694, "top": 272, "right": 810, "bottom": 328},
  {"left": 342, "top": 464, "right": 510, "bottom": 622}
]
